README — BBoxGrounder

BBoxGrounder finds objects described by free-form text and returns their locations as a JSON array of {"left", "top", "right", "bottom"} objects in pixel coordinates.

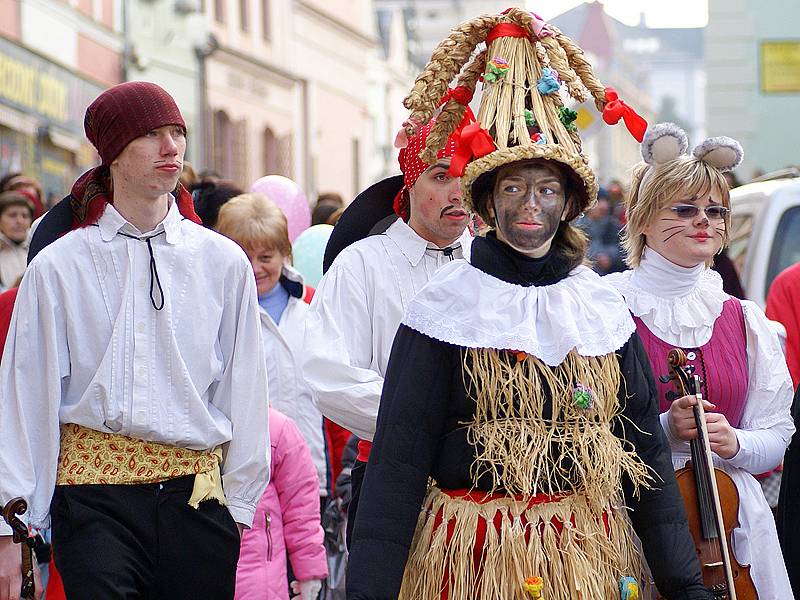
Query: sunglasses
[{"left": 668, "top": 204, "right": 730, "bottom": 220}]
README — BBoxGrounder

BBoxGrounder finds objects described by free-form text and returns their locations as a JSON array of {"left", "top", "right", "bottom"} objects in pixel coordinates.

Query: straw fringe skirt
[{"left": 398, "top": 487, "right": 641, "bottom": 600}]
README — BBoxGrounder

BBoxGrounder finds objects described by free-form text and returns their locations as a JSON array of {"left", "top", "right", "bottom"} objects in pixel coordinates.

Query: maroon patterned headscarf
[{"left": 70, "top": 81, "right": 199, "bottom": 228}]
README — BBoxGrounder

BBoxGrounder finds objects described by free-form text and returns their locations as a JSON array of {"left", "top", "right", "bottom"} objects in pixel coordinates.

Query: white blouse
[
  {"left": 605, "top": 247, "right": 795, "bottom": 598},
  {"left": 0, "top": 201, "right": 270, "bottom": 532}
]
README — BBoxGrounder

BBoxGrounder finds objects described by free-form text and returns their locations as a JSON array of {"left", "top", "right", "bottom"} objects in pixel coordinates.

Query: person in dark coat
[{"left": 346, "top": 9, "right": 710, "bottom": 599}]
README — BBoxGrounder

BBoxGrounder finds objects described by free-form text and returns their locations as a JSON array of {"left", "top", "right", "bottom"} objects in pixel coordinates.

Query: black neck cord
[{"left": 118, "top": 230, "right": 167, "bottom": 310}]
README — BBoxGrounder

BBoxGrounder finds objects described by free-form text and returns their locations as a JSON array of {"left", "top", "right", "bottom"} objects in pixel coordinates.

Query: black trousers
[
  {"left": 345, "top": 460, "right": 367, "bottom": 551},
  {"left": 51, "top": 475, "right": 240, "bottom": 600}
]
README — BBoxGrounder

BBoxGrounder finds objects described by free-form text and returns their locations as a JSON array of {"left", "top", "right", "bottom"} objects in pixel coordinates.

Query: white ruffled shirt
[
  {"left": 403, "top": 262, "right": 635, "bottom": 365},
  {"left": 605, "top": 247, "right": 795, "bottom": 598}
]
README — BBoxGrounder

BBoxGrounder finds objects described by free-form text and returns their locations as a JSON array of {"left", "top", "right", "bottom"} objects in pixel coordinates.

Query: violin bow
[{"left": 2, "top": 497, "right": 36, "bottom": 599}]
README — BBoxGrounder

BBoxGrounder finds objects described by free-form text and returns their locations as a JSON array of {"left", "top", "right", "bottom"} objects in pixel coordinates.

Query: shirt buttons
[
  {"left": 136, "top": 323, "right": 145, "bottom": 334},
  {"left": 138, "top": 366, "right": 146, "bottom": 377},
  {"left": 687, "top": 351, "right": 697, "bottom": 360},
  {"left": 135, "top": 411, "right": 146, "bottom": 425},
  {"left": 138, "top": 280, "right": 147, "bottom": 289}
]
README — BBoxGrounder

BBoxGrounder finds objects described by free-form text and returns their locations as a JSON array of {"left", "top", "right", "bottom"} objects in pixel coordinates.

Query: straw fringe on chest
[{"left": 463, "top": 348, "right": 653, "bottom": 504}]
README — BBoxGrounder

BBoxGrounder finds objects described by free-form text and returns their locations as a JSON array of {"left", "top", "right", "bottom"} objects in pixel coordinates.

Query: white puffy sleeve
[
  {"left": 0, "top": 261, "right": 69, "bottom": 533},
  {"left": 301, "top": 254, "right": 384, "bottom": 442},
  {"left": 727, "top": 301, "right": 795, "bottom": 474},
  {"left": 211, "top": 257, "right": 271, "bottom": 527}
]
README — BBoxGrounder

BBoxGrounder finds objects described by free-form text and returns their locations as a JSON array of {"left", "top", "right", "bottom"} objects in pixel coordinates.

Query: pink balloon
[{"left": 249, "top": 175, "right": 311, "bottom": 242}]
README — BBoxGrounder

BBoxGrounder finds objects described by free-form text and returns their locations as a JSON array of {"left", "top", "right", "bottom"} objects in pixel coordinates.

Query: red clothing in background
[
  {"left": 0, "top": 287, "right": 18, "bottom": 349},
  {"left": 766, "top": 262, "right": 800, "bottom": 388}
]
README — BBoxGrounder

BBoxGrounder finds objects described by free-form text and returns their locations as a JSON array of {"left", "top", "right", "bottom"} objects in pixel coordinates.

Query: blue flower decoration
[
  {"left": 537, "top": 67, "right": 560, "bottom": 95},
  {"left": 619, "top": 576, "right": 639, "bottom": 600}
]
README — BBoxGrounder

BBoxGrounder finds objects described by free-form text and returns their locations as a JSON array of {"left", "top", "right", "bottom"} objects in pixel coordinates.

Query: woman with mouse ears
[{"left": 605, "top": 123, "right": 795, "bottom": 598}]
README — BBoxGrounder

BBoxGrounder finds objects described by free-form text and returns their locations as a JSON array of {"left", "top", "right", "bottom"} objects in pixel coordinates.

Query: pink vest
[{"left": 634, "top": 298, "right": 749, "bottom": 428}]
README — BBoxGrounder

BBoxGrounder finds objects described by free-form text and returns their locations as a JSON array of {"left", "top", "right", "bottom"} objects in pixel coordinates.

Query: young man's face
[
  {"left": 111, "top": 125, "right": 187, "bottom": 199},
  {"left": 407, "top": 158, "right": 470, "bottom": 248},
  {"left": 489, "top": 159, "right": 569, "bottom": 258},
  {"left": 0, "top": 205, "right": 32, "bottom": 243}
]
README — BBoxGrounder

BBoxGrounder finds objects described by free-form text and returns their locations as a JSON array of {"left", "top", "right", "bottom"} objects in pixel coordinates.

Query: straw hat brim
[{"left": 462, "top": 144, "right": 598, "bottom": 220}]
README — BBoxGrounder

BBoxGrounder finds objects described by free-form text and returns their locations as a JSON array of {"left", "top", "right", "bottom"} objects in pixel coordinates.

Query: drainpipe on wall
[
  {"left": 120, "top": 0, "right": 130, "bottom": 82},
  {"left": 300, "top": 78, "right": 312, "bottom": 198},
  {"left": 195, "top": 34, "right": 219, "bottom": 172}
]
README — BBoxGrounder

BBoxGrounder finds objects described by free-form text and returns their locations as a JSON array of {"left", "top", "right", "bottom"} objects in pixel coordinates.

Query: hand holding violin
[
  {"left": 0, "top": 535, "right": 42, "bottom": 600},
  {"left": 668, "top": 395, "right": 740, "bottom": 459}
]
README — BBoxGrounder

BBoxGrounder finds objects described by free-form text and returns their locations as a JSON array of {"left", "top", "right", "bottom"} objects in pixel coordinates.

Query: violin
[
  {"left": 659, "top": 349, "right": 757, "bottom": 600},
  {"left": 1, "top": 497, "right": 36, "bottom": 599}
]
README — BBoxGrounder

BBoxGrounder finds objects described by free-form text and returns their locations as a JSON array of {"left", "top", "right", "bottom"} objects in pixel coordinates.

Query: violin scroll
[{"left": 1, "top": 497, "right": 30, "bottom": 544}]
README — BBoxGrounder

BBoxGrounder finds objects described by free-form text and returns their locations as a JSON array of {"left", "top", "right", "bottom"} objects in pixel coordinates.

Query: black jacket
[{"left": 346, "top": 234, "right": 710, "bottom": 600}]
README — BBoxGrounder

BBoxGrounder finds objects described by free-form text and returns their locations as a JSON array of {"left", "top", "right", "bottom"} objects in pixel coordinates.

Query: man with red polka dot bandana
[{"left": 302, "top": 119, "right": 472, "bottom": 546}]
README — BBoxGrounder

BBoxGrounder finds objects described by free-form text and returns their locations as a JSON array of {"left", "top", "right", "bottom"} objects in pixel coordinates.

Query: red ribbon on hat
[
  {"left": 448, "top": 122, "right": 496, "bottom": 177},
  {"left": 442, "top": 85, "right": 474, "bottom": 107},
  {"left": 602, "top": 87, "right": 648, "bottom": 143},
  {"left": 486, "top": 23, "right": 531, "bottom": 44}
]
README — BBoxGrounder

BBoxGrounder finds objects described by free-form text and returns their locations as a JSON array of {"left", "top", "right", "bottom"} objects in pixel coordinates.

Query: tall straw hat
[{"left": 400, "top": 8, "right": 647, "bottom": 220}]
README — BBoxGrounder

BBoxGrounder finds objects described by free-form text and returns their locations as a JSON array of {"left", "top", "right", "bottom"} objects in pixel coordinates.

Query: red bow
[
  {"left": 602, "top": 87, "right": 648, "bottom": 143},
  {"left": 447, "top": 122, "right": 495, "bottom": 177},
  {"left": 441, "top": 86, "right": 474, "bottom": 107}
]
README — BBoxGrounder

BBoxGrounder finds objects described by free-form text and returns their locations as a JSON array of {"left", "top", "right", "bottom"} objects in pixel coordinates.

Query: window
[
  {"left": 261, "top": 0, "right": 271, "bottom": 41},
  {"left": 263, "top": 128, "right": 279, "bottom": 175},
  {"left": 240, "top": 0, "right": 249, "bottom": 32},
  {"left": 212, "top": 110, "right": 233, "bottom": 180},
  {"left": 766, "top": 206, "right": 800, "bottom": 296},
  {"left": 263, "top": 128, "right": 293, "bottom": 178},
  {"left": 214, "top": 0, "right": 225, "bottom": 23}
]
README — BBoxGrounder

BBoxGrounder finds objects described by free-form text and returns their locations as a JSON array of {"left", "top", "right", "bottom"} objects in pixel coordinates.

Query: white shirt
[
  {"left": 0, "top": 232, "right": 28, "bottom": 290},
  {"left": 605, "top": 247, "right": 795, "bottom": 598},
  {"left": 302, "top": 218, "right": 472, "bottom": 441},
  {"left": 0, "top": 201, "right": 270, "bottom": 532},
  {"left": 259, "top": 265, "right": 327, "bottom": 496}
]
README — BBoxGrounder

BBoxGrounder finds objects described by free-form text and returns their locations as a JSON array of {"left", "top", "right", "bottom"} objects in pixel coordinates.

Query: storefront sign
[
  {"left": 0, "top": 36, "right": 103, "bottom": 135},
  {"left": 761, "top": 40, "right": 800, "bottom": 93}
]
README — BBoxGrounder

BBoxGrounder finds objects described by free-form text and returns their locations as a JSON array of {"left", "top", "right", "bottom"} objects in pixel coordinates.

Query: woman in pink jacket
[{"left": 235, "top": 407, "right": 328, "bottom": 599}]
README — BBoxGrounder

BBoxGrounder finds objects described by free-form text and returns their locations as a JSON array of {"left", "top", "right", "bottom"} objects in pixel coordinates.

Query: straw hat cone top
[{"left": 400, "top": 7, "right": 647, "bottom": 221}]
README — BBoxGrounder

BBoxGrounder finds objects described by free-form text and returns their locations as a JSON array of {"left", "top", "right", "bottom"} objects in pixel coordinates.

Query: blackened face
[{"left": 489, "top": 160, "right": 568, "bottom": 258}]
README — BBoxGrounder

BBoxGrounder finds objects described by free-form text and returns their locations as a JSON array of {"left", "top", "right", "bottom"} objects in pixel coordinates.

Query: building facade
[
  {"left": 126, "top": 0, "right": 377, "bottom": 200},
  {"left": 0, "top": 0, "right": 123, "bottom": 202},
  {"left": 369, "top": 2, "right": 417, "bottom": 182},
  {"left": 706, "top": 0, "right": 800, "bottom": 178},
  {"left": 123, "top": 0, "right": 206, "bottom": 168}
]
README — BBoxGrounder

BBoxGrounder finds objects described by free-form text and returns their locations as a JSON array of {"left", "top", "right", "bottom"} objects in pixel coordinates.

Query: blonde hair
[
  {"left": 215, "top": 192, "right": 292, "bottom": 258},
  {"left": 622, "top": 156, "right": 731, "bottom": 267}
]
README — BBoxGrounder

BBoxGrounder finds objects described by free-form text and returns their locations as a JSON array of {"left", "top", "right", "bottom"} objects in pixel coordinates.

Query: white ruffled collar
[
  {"left": 604, "top": 247, "right": 730, "bottom": 347},
  {"left": 402, "top": 262, "right": 635, "bottom": 366}
]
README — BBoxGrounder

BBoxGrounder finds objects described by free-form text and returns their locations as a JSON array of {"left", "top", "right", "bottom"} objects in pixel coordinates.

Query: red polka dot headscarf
[{"left": 393, "top": 120, "right": 459, "bottom": 221}]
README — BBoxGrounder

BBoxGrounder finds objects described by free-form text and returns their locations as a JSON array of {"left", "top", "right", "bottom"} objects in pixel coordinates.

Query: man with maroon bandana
[
  {"left": 0, "top": 82, "right": 269, "bottom": 600},
  {"left": 302, "top": 118, "right": 472, "bottom": 545}
]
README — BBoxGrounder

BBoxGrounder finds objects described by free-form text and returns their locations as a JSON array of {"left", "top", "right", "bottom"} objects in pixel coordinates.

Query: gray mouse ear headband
[
  {"left": 635, "top": 123, "right": 743, "bottom": 198},
  {"left": 640, "top": 122, "right": 744, "bottom": 172}
]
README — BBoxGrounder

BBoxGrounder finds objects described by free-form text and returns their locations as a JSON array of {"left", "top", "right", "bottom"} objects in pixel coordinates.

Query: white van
[{"left": 728, "top": 171, "right": 800, "bottom": 308}]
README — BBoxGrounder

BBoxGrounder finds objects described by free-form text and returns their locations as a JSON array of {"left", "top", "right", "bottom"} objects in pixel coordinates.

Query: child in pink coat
[{"left": 235, "top": 408, "right": 328, "bottom": 599}]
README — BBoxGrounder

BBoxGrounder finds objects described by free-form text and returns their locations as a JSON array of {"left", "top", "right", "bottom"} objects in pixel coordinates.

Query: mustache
[{"left": 440, "top": 205, "right": 466, "bottom": 218}]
